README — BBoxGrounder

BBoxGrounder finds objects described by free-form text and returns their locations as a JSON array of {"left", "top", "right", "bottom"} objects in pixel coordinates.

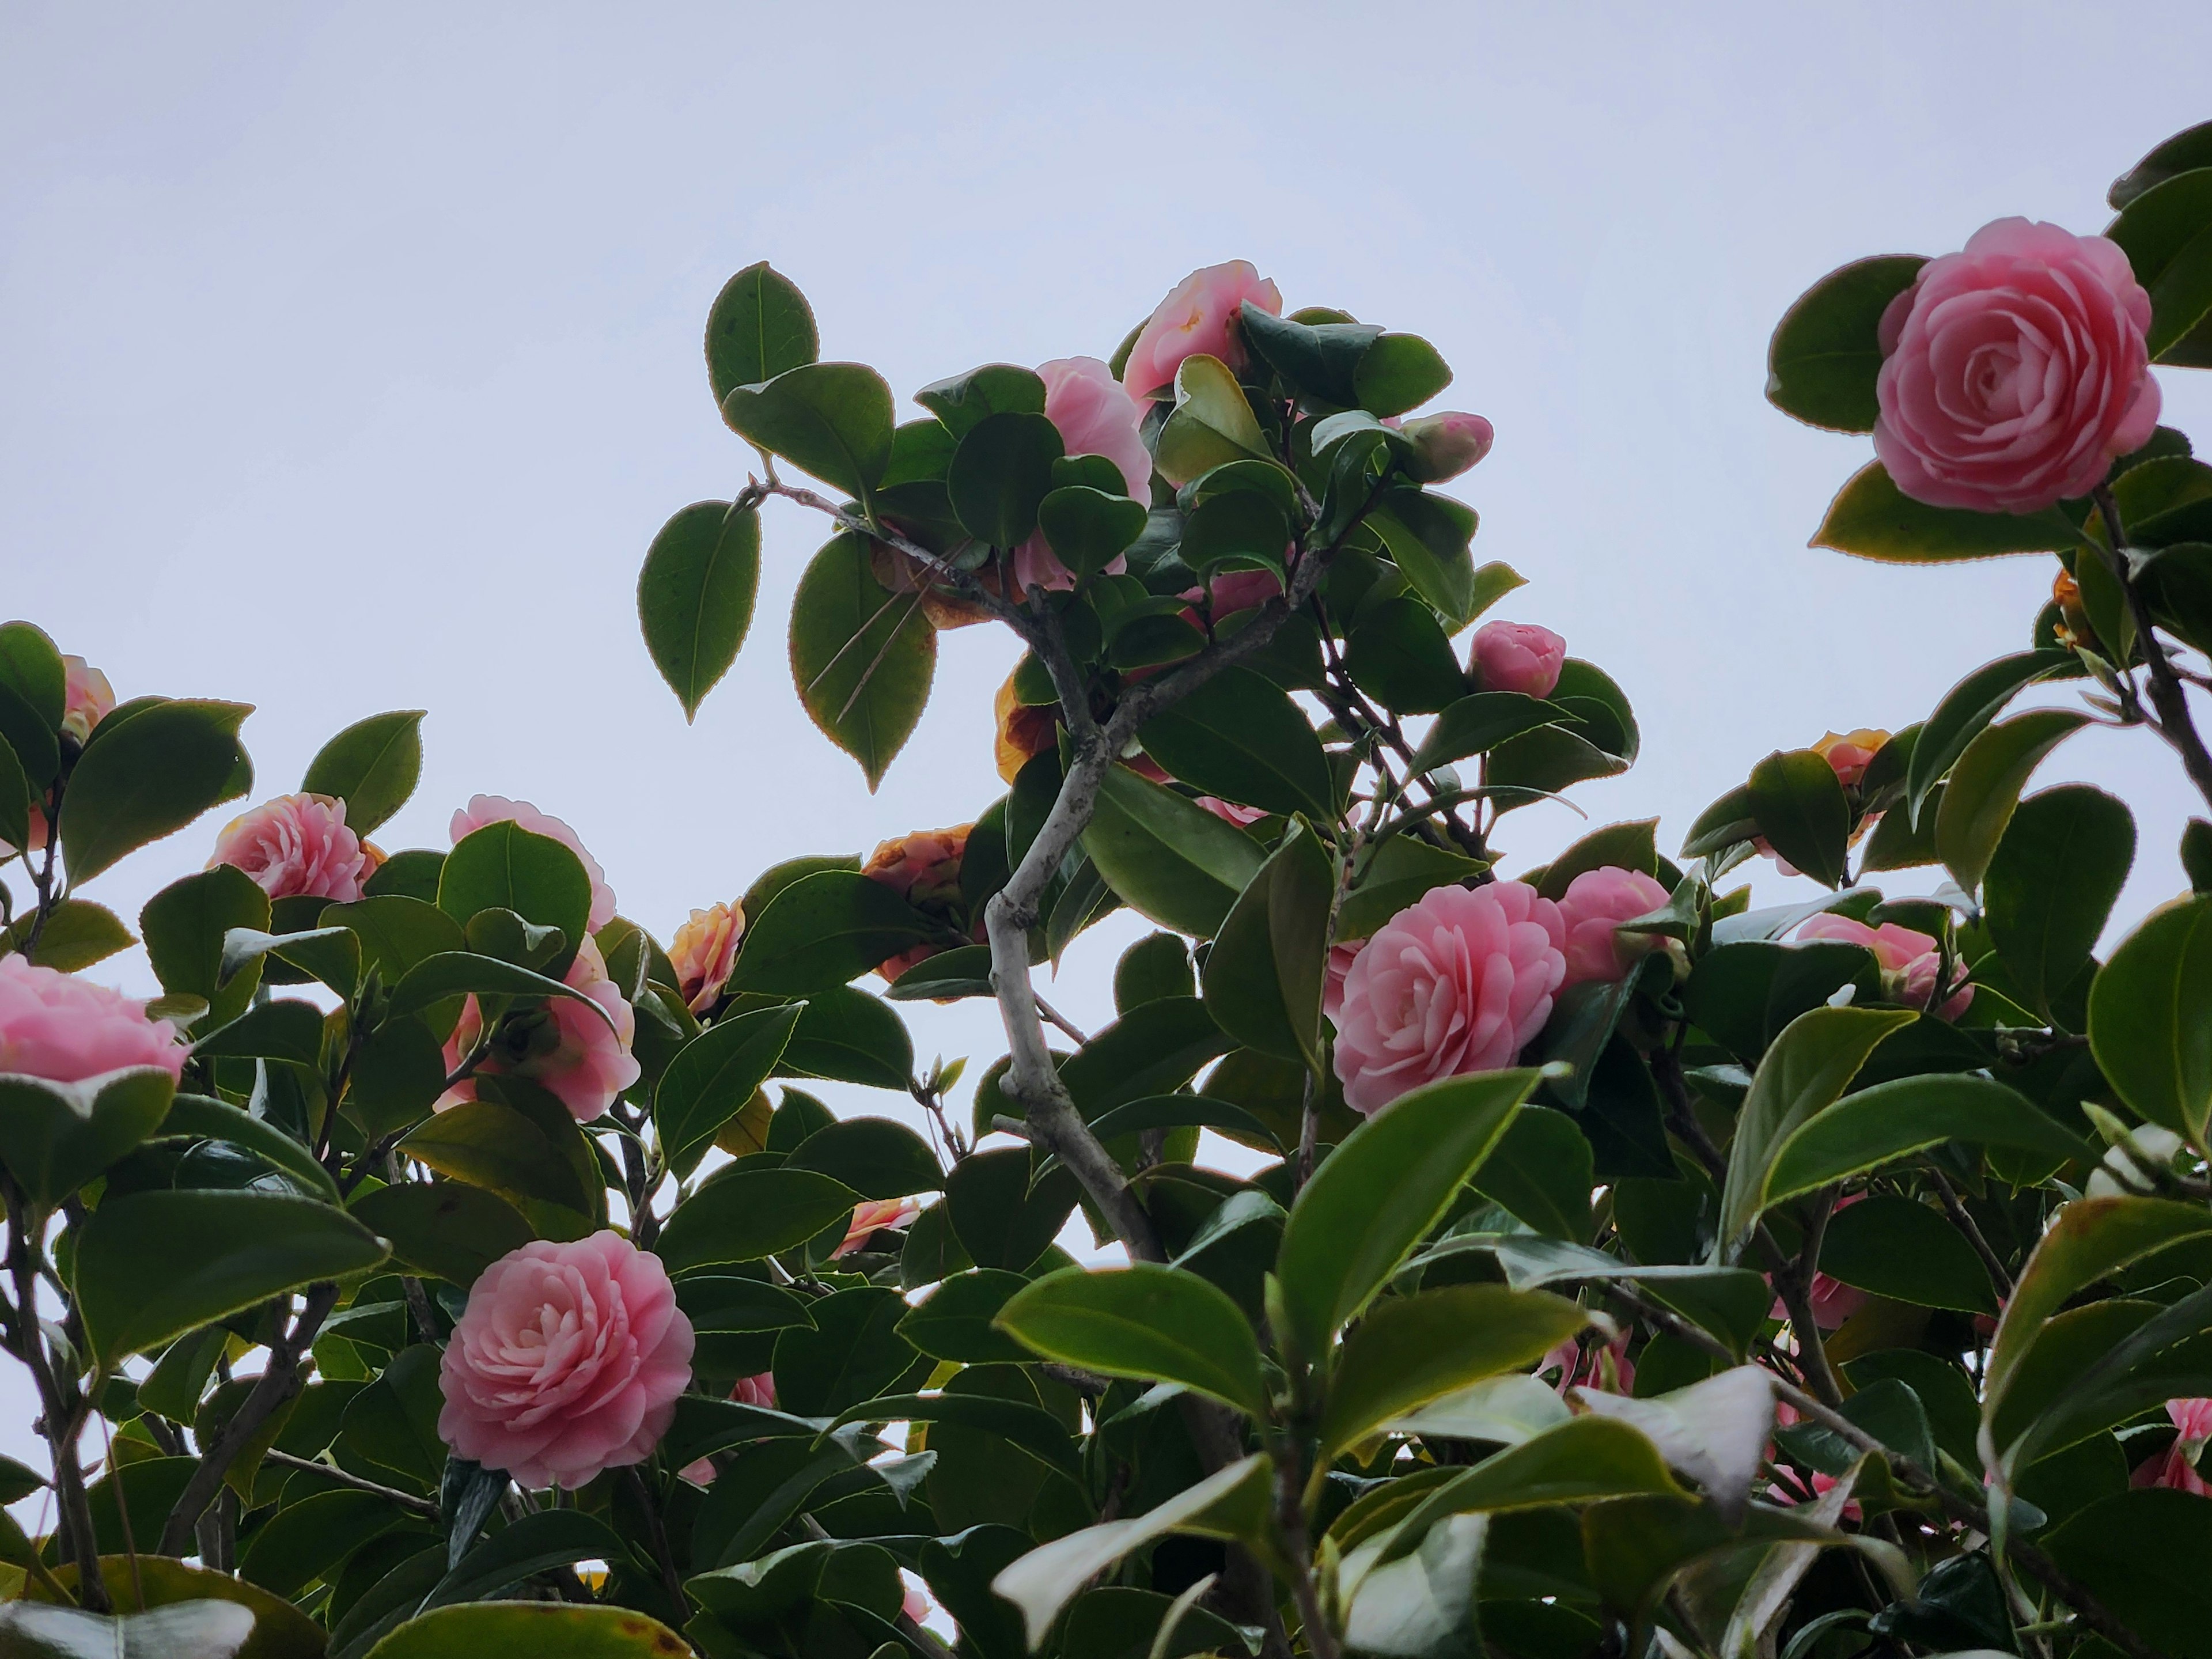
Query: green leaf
[
  {"left": 300, "top": 711, "right": 425, "bottom": 837},
  {"left": 774, "top": 986, "right": 914, "bottom": 1090},
  {"left": 0, "top": 683, "right": 60, "bottom": 796},
  {"left": 349, "top": 1181, "right": 533, "bottom": 1286},
  {"left": 2046, "top": 1490, "right": 2212, "bottom": 1659},
  {"left": 1154, "top": 355, "right": 1270, "bottom": 486},
  {"left": 1039, "top": 486, "right": 1147, "bottom": 582},
  {"left": 1747, "top": 749, "right": 1850, "bottom": 889},
  {"left": 655, "top": 1164, "right": 862, "bottom": 1274},
  {"left": 421, "top": 1509, "right": 624, "bottom": 1612},
  {"left": 1473, "top": 1105, "right": 1596, "bottom": 1240},
  {"left": 1202, "top": 823, "right": 1332, "bottom": 1070},
  {"left": 384, "top": 952, "right": 610, "bottom": 1026},
  {"left": 1316, "top": 1285, "right": 1586, "bottom": 1468},
  {"left": 1371, "top": 488, "right": 1479, "bottom": 626},
  {"left": 321, "top": 895, "right": 467, "bottom": 986},
  {"left": 996, "top": 1263, "right": 1270, "bottom": 1416},
  {"left": 654, "top": 1003, "right": 802, "bottom": 1177},
  {"left": 1240, "top": 304, "right": 1380, "bottom": 405},
  {"left": 1812, "top": 461, "right": 2084, "bottom": 563},
  {"left": 218, "top": 926, "right": 360, "bottom": 1000},
  {"left": 0, "top": 897, "right": 133, "bottom": 970},
  {"left": 1410, "top": 693, "right": 1571, "bottom": 774},
  {"left": 359, "top": 1603, "right": 692, "bottom": 1657},
  {"left": 1905, "top": 649, "right": 2074, "bottom": 825},
  {"left": 1081, "top": 762, "right": 1266, "bottom": 938},
  {"left": 2090, "top": 894, "right": 2212, "bottom": 1141},
  {"left": 1817, "top": 1193, "right": 1996, "bottom": 1313},
  {"left": 831, "top": 1391, "right": 1079, "bottom": 1478},
  {"left": 141, "top": 867, "right": 270, "bottom": 1031},
  {"left": 706, "top": 261, "right": 820, "bottom": 406},
  {"left": 1374, "top": 1416, "right": 1682, "bottom": 1561},
  {"left": 896, "top": 1269, "right": 1034, "bottom": 1363},
  {"left": 944, "top": 1149, "right": 1077, "bottom": 1271},
  {"left": 0, "top": 621, "right": 65, "bottom": 730},
  {"left": 0, "top": 1600, "right": 263, "bottom": 1658},
  {"left": 721, "top": 362, "right": 895, "bottom": 516},
  {"left": 1353, "top": 333, "right": 1452, "bottom": 418},
  {"left": 1180, "top": 489, "right": 1288, "bottom": 579},
  {"left": 915, "top": 363, "right": 1046, "bottom": 440},
  {"left": 1336, "top": 836, "right": 1487, "bottom": 941},
  {"left": 2104, "top": 164, "right": 2212, "bottom": 363},
  {"left": 437, "top": 821, "right": 590, "bottom": 961},
  {"left": 1714, "top": 1006, "right": 1918, "bottom": 1259},
  {"left": 1344, "top": 597, "right": 1465, "bottom": 715},
  {"left": 1934, "top": 709, "right": 2089, "bottom": 892},
  {"left": 1275, "top": 1068, "right": 1540, "bottom": 1362},
  {"left": 1114, "top": 931, "right": 1195, "bottom": 1013},
  {"left": 1984, "top": 1196, "right": 2212, "bottom": 1435},
  {"left": 1985, "top": 785, "right": 2135, "bottom": 1017},
  {"left": 58, "top": 700, "right": 252, "bottom": 884},
  {"left": 77, "top": 1191, "right": 388, "bottom": 1364},
  {"left": 948, "top": 411, "right": 1064, "bottom": 549},
  {"left": 397, "top": 1101, "right": 594, "bottom": 1218},
  {"left": 0, "top": 1069, "right": 178, "bottom": 1210},
  {"left": 2113, "top": 123, "right": 2212, "bottom": 209},
  {"left": 727, "top": 869, "right": 935, "bottom": 997},
  {"left": 783, "top": 1114, "right": 942, "bottom": 1199},
  {"left": 1530, "top": 820, "right": 1661, "bottom": 903},
  {"left": 1762, "top": 1072, "right": 2089, "bottom": 1207},
  {"left": 1138, "top": 666, "right": 1333, "bottom": 819},
  {"left": 0, "top": 730, "right": 29, "bottom": 854},
  {"left": 1765, "top": 256, "right": 1927, "bottom": 431},
  {"left": 638, "top": 501, "right": 761, "bottom": 721},
  {"left": 788, "top": 533, "right": 936, "bottom": 790},
  {"left": 163, "top": 1094, "right": 339, "bottom": 1202}
]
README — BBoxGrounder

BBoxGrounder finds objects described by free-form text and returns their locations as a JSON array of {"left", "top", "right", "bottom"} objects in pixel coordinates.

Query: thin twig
[
  {"left": 2092, "top": 483, "right": 2212, "bottom": 812},
  {"left": 1032, "top": 995, "right": 1088, "bottom": 1047},
  {"left": 262, "top": 1450, "right": 441, "bottom": 1517},
  {"left": 1927, "top": 1167, "right": 2014, "bottom": 1298}
]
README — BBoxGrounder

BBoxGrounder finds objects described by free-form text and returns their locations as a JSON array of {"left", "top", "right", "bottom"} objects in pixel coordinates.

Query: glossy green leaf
[
  {"left": 1353, "top": 333, "right": 1452, "bottom": 418},
  {"left": 1473, "top": 1104, "right": 1596, "bottom": 1240},
  {"left": 77, "top": 1191, "right": 388, "bottom": 1363},
  {"left": 1934, "top": 709, "right": 2089, "bottom": 892},
  {"left": 789, "top": 533, "right": 937, "bottom": 790},
  {"left": 0, "top": 681, "right": 59, "bottom": 790},
  {"left": 2045, "top": 1489, "right": 2212, "bottom": 1659},
  {"left": 896, "top": 1269, "right": 1034, "bottom": 1363},
  {"left": 721, "top": 362, "right": 895, "bottom": 515},
  {"left": 726, "top": 869, "right": 935, "bottom": 997},
  {"left": 1138, "top": 667, "right": 1331, "bottom": 819},
  {"left": 915, "top": 362, "right": 1046, "bottom": 439},
  {"left": 783, "top": 1113, "right": 942, "bottom": 1198},
  {"left": 385, "top": 952, "right": 610, "bottom": 1026},
  {"left": 1530, "top": 820, "right": 1661, "bottom": 903},
  {"left": 1813, "top": 461, "right": 2084, "bottom": 563},
  {"left": 58, "top": 699, "right": 252, "bottom": 883},
  {"left": 1038, "top": 486, "right": 1147, "bottom": 582},
  {"left": 0, "top": 621, "right": 65, "bottom": 730},
  {"left": 1344, "top": 597, "right": 1465, "bottom": 715},
  {"left": 217, "top": 926, "right": 359, "bottom": 999},
  {"left": 1817, "top": 1192, "right": 1997, "bottom": 1313},
  {"left": 163, "top": 1094, "right": 338, "bottom": 1201},
  {"left": 1317, "top": 1285, "right": 1587, "bottom": 1467},
  {"left": 300, "top": 711, "right": 425, "bottom": 836},
  {"left": 1906, "top": 649, "right": 2074, "bottom": 825},
  {"left": 0, "top": 1600, "right": 263, "bottom": 1658},
  {"left": 1762, "top": 1071, "right": 2089, "bottom": 1207},
  {"left": 654, "top": 1164, "right": 862, "bottom": 1274},
  {"left": 948, "top": 411, "right": 1064, "bottom": 549},
  {"left": 1376, "top": 1416, "right": 1682, "bottom": 1562},
  {"left": 1336, "top": 837, "right": 1486, "bottom": 941},
  {"left": 1201, "top": 823, "right": 1332, "bottom": 1070},
  {"left": 361, "top": 1602, "right": 692, "bottom": 1657},
  {"left": 1410, "top": 692, "right": 1571, "bottom": 774},
  {"left": 2112, "top": 123, "right": 2212, "bottom": 209},
  {"left": 2090, "top": 894, "right": 2212, "bottom": 1141},
  {"left": 0, "top": 897, "right": 134, "bottom": 970},
  {"left": 0, "top": 1067, "right": 177, "bottom": 1210},
  {"left": 706, "top": 261, "right": 819, "bottom": 405},
  {"left": 1714, "top": 1006, "right": 1917, "bottom": 1258},
  {"left": 654, "top": 1003, "right": 802, "bottom": 1177},
  {"left": 1985, "top": 785, "right": 2135, "bottom": 1017},
  {"left": 1154, "top": 355, "right": 1270, "bottom": 486},
  {"left": 348, "top": 1180, "right": 532, "bottom": 1286},
  {"left": 996, "top": 1263, "right": 1270, "bottom": 1416},
  {"left": 2105, "top": 165, "right": 2212, "bottom": 363},
  {"left": 436, "top": 821, "right": 590, "bottom": 960},
  {"left": 139, "top": 866, "right": 270, "bottom": 1031},
  {"left": 774, "top": 986, "right": 914, "bottom": 1090},
  {"left": 1081, "top": 761, "right": 1265, "bottom": 938},
  {"left": 944, "top": 1149, "right": 1076, "bottom": 1270},
  {"left": 397, "top": 1099, "right": 595, "bottom": 1218},
  {"left": 1747, "top": 748, "right": 1851, "bottom": 889},
  {"left": 421, "top": 1509, "right": 624, "bottom": 1612},
  {"left": 1765, "top": 255, "right": 1927, "bottom": 431},
  {"left": 0, "top": 729, "right": 29, "bottom": 853},
  {"left": 638, "top": 501, "right": 760, "bottom": 721},
  {"left": 1276, "top": 1067, "right": 1539, "bottom": 1362}
]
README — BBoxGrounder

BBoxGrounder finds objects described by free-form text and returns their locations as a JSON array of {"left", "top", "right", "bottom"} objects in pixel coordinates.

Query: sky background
[{"left": 5, "top": 0, "right": 2211, "bottom": 1506}]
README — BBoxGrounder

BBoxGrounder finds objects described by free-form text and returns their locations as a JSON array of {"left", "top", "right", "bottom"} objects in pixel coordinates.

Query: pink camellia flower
[
  {"left": 437, "top": 1230, "right": 693, "bottom": 1491},
  {"left": 1400, "top": 412, "right": 1497, "bottom": 484},
  {"left": 1796, "top": 913, "right": 1972, "bottom": 1021},
  {"left": 1542, "top": 1328, "right": 1634, "bottom": 1397},
  {"left": 450, "top": 796, "right": 616, "bottom": 934},
  {"left": 1331, "top": 880, "right": 1567, "bottom": 1116},
  {"left": 833, "top": 1196, "right": 922, "bottom": 1258},
  {"left": 0, "top": 805, "right": 48, "bottom": 862},
  {"left": 1470, "top": 622, "right": 1566, "bottom": 699},
  {"left": 864, "top": 826, "right": 970, "bottom": 983},
  {"left": 2133, "top": 1399, "right": 2212, "bottom": 1496},
  {"left": 1813, "top": 729, "right": 1890, "bottom": 791},
  {"left": 1196, "top": 797, "right": 1268, "bottom": 828},
  {"left": 0, "top": 955, "right": 184, "bottom": 1084},
  {"left": 59, "top": 656, "right": 115, "bottom": 744},
  {"left": 903, "top": 1583, "right": 933, "bottom": 1626},
  {"left": 1192, "top": 566, "right": 1286, "bottom": 619},
  {"left": 680, "top": 1372, "right": 777, "bottom": 1484},
  {"left": 1008, "top": 357, "right": 1152, "bottom": 593},
  {"left": 208, "top": 793, "right": 375, "bottom": 904},
  {"left": 1122, "top": 260, "right": 1284, "bottom": 400},
  {"left": 1874, "top": 218, "right": 2161, "bottom": 514},
  {"left": 438, "top": 935, "right": 640, "bottom": 1123},
  {"left": 1322, "top": 941, "right": 1362, "bottom": 1022},
  {"left": 669, "top": 902, "right": 744, "bottom": 1015},
  {"left": 1554, "top": 866, "right": 1673, "bottom": 987}
]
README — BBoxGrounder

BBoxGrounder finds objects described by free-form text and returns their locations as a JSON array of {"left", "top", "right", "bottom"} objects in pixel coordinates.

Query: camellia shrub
[{"left": 3, "top": 116, "right": 2212, "bottom": 1659}]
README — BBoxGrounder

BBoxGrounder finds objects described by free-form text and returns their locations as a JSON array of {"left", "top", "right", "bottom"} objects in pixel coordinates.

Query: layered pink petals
[
  {"left": 59, "top": 656, "right": 115, "bottom": 744},
  {"left": 0, "top": 955, "right": 184, "bottom": 1084},
  {"left": 1331, "top": 881, "right": 1566, "bottom": 1115},
  {"left": 1874, "top": 217, "right": 2161, "bottom": 513},
  {"left": 1796, "top": 913, "right": 1972, "bottom": 1021},
  {"left": 834, "top": 1196, "right": 922, "bottom": 1258},
  {"left": 438, "top": 935, "right": 640, "bottom": 1123},
  {"left": 438, "top": 1232, "right": 693, "bottom": 1490},
  {"left": 2133, "top": 1398, "right": 2212, "bottom": 1495},
  {"left": 209, "top": 793, "right": 374, "bottom": 903},
  {"left": 451, "top": 795, "right": 616, "bottom": 933},
  {"left": 1009, "top": 357, "right": 1151, "bottom": 592},
  {"left": 1554, "top": 866, "right": 1672, "bottom": 987},
  {"left": 1122, "top": 261, "right": 1283, "bottom": 400},
  {"left": 669, "top": 902, "right": 744, "bottom": 1014},
  {"left": 1471, "top": 622, "right": 1566, "bottom": 698}
]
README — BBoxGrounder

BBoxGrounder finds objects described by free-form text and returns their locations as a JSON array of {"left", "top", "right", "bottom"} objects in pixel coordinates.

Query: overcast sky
[{"left": 5, "top": 1, "right": 2210, "bottom": 1494}]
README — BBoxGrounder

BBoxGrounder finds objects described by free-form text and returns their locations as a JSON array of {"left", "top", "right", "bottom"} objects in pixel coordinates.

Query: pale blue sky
[{"left": 4, "top": 1, "right": 2210, "bottom": 1490}]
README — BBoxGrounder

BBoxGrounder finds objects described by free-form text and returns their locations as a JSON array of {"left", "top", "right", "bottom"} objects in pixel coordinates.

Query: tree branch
[
  {"left": 4, "top": 1188, "right": 105, "bottom": 1611},
  {"left": 261, "top": 1450, "right": 440, "bottom": 1517},
  {"left": 2092, "top": 483, "right": 2212, "bottom": 813}
]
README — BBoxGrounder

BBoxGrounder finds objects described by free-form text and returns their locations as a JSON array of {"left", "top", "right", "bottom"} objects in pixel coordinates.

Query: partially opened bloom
[
  {"left": 438, "top": 1232, "right": 693, "bottom": 1490},
  {"left": 451, "top": 795, "right": 616, "bottom": 934},
  {"left": 1401, "top": 411, "right": 1496, "bottom": 483},
  {"left": 209, "top": 793, "right": 375, "bottom": 903},
  {"left": 438, "top": 935, "right": 639, "bottom": 1123},
  {"left": 1812, "top": 729, "right": 1890, "bottom": 790},
  {"left": 1122, "top": 261, "right": 1283, "bottom": 399},
  {"left": 2133, "top": 1399, "right": 2212, "bottom": 1496},
  {"left": 1471, "top": 622, "right": 1566, "bottom": 698},
  {"left": 1331, "top": 881, "right": 1566, "bottom": 1115},
  {"left": 1554, "top": 866, "right": 1672, "bottom": 987},
  {"left": 669, "top": 902, "right": 744, "bottom": 1014},
  {"left": 864, "top": 826, "right": 971, "bottom": 983},
  {"left": 1795, "top": 912, "right": 1972, "bottom": 1021},
  {"left": 1009, "top": 357, "right": 1152, "bottom": 593},
  {"left": 0, "top": 955, "right": 184, "bottom": 1084},
  {"left": 59, "top": 656, "right": 115, "bottom": 744},
  {"left": 834, "top": 1196, "right": 922, "bottom": 1257},
  {"left": 1875, "top": 218, "right": 2161, "bottom": 513}
]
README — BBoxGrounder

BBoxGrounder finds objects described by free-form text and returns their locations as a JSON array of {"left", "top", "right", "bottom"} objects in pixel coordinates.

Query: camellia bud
[
  {"left": 1399, "top": 411, "right": 1495, "bottom": 483},
  {"left": 2052, "top": 566, "right": 2099, "bottom": 653}
]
